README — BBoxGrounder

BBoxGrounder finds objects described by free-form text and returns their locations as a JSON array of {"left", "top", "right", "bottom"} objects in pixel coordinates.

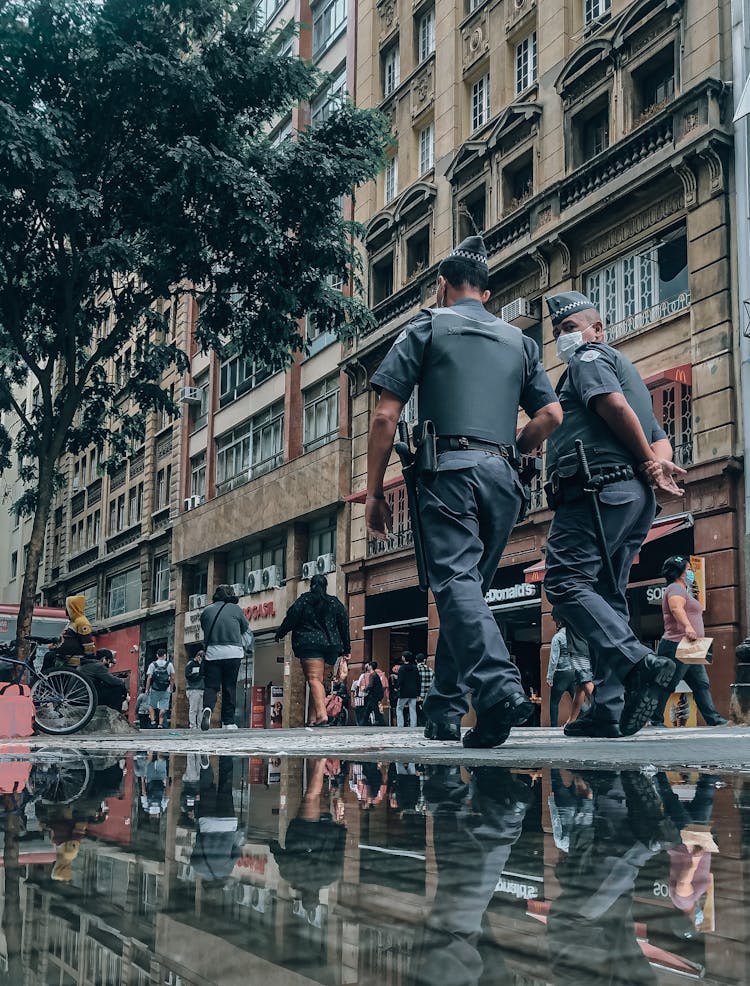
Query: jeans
[
  {"left": 203, "top": 659, "right": 242, "bottom": 726},
  {"left": 187, "top": 689, "right": 204, "bottom": 728},
  {"left": 397, "top": 697, "right": 417, "bottom": 727},
  {"left": 654, "top": 638, "right": 723, "bottom": 723},
  {"left": 549, "top": 670, "right": 576, "bottom": 727}
]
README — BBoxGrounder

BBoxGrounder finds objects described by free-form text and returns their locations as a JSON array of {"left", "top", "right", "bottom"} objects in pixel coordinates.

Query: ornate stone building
[{"left": 343, "top": 0, "right": 742, "bottom": 721}]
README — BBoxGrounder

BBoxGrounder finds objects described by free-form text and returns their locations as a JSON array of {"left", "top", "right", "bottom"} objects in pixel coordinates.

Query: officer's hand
[
  {"left": 366, "top": 496, "right": 393, "bottom": 540},
  {"left": 652, "top": 459, "right": 686, "bottom": 497}
]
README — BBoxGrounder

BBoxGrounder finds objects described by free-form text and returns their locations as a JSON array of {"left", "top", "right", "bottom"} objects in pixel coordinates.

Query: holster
[{"left": 414, "top": 420, "right": 437, "bottom": 477}]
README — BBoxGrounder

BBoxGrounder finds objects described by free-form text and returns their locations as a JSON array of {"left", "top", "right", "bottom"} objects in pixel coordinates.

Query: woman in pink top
[{"left": 652, "top": 555, "right": 726, "bottom": 726}]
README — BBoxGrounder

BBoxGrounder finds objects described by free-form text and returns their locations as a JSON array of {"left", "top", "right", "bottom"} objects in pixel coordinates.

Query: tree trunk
[{"left": 16, "top": 455, "right": 56, "bottom": 657}]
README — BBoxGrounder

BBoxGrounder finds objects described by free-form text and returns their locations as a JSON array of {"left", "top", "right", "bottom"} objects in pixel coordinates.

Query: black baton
[
  {"left": 575, "top": 439, "right": 617, "bottom": 593},
  {"left": 394, "top": 420, "right": 429, "bottom": 591}
]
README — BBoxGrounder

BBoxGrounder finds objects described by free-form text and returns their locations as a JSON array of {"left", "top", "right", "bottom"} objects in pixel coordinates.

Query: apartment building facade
[
  {"left": 343, "top": 0, "right": 742, "bottom": 720},
  {"left": 169, "top": 0, "right": 356, "bottom": 727}
]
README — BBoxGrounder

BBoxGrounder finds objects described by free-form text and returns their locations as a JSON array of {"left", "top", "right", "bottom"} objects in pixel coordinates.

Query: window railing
[
  {"left": 367, "top": 526, "right": 414, "bottom": 558},
  {"left": 216, "top": 453, "right": 284, "bottom": 495},
  {"left": 606, "top": 291, "right": 690, "bottom": 344}
]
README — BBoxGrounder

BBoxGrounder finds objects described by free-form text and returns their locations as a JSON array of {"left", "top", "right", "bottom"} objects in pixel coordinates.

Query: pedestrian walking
[
  {"left": 135, "top": 689, "right": 151, "bottom": 729},
  {"left": 185, "top": 650, "right": 205, "bottom": 729},
  {"left": 366, "top": 235, "right": 561, "bottom": 747},
  {"left": 145, "top": 649, "right": 175, "bottom": 729},
  {"left": 543, "top": 291, "right": 686, "bottom": 738},
  {"left": 199, "top": 585, "right": 250, "bottom": 731},
  {"left": 566, "top": 624, "right": 594, "bottom": 725},
  {"left": 547, "top": 623, "right": 576, "bottom": 727},
  {"left": 352, "top": 669, "right": 368, "bottom": 726},
  {"left": 416, "top": 653, "right": 433, "bottom": 726},
  {"left": 275, "top": 574, "right": 351, "bottom": 727},
  {"left": 396, "top": 652, "right": 420, "bottom": 727},
  {"left": 651, "top": 555, "right": 727, "bottom": 726},
  {"left": 362, "top": 662, "right": 386, "bottom": 726}
]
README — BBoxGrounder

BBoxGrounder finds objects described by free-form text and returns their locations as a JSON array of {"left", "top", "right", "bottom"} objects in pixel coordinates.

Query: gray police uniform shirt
[
  {"left": 546, "top": 341, "right": 666, "bottom": 473},
  {"left": 370, "top": 299, "right": 557, "bottom": 427}
]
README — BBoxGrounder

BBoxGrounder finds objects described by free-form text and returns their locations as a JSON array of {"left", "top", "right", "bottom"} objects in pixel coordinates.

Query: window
[
  {"left": 154, "top": 466, "right": 171, "bottom": 511},
  {"left": 515, "top": 32, "right": 537, "bottom": 95},
  {"left": 417, "top": 8, "right": 435, "bottom": 62},
  {"left": 372, "top": 253, "right": 394, "bottom": 305},
  {"left": 406, "top": 227, "right": 430, "bottom": 279},
  {"left": 304, "top": 375, "right": 340, "bottom": 451},
  {"left": 582, "top": 106, "right": 609, "bottom": 158},
  {"left": 384, "top": 157, "right": 398, "bottom": 204},
  {"left": 193, "top": 567, "right": 208, "bottom": 597},
  {"left": 229, "top": 539, "right": 286, "bottom": 585},
  {"left": 85, "top": 514, "right": 92, "bottom": 547},
  {"left": 258, "top": 0, "right": 283, "bottom": 27},
  {"left": 81, "top": 583, "right": 98, "bottom": 621},
  {"left": 457, "top": 186, "right": 486, "bottom": 240},
  {"left": 158, "top": 383, "right": 174, "bottom": 431},
  {"left": 468, "top": 0, "right": 482, "bottom": 10},
  {"left": 313, "top": 0, "right": 346, "bottom": 56},
  {"left": 93, "top": 509, "right": 101, "bottom": 543},
  {"left": 88, "top": 448, "right": 98, "bottom": 483},
  {"left": 636, "top": 56, "right": 676, "bottom": 120},
  {"left": 504, "top": 155, "right": 533, "bottom": 210},
  {"left": 10, "top": 552, "right": 17, "bottom": 580},
  {"left": 585, "top": 230, "right": 689, "bottom": 340},
  {"left": 383, "top": 46, "right": 400, "bottom": 99},
  {"left": 192, "top": 373, "right": 209, "bottom": 431},
  {"left": 191, "top": 452, "right": 206, "bottom": 499},
  {"left": 215, "top": 401, "right": 284, "bottom": 493},
  {"left": 128, "top": 483, "right": 143, "bottom": 526},
  {"left": 219, "top": 356, "right": 270, "bottom": 406},
  {"left": 311, "top": 68, "right": 347, "bottom": 128},
  {"left": 584, "top": 0, "right": 610, "bottom": 24},
  {"left": 471, "top": 74, "right": 490, "bottom": 131},
  {"left": 419, "top": 123, "right": 434, "bottom": 174},
  {"left": 650, "top": 377, "right": 693, "bottom": 467},
  {"left": 106, "top": 567, "right": 141, "bottom": 617},
  {"left": 309, "top": 516, "right": 337, "bottom": 561},
  {"left": 153, "top": 555, "right": 170, "bottom": 604},
  {"left": 109, "top": 494, "right": 126, "bottom": 535}
]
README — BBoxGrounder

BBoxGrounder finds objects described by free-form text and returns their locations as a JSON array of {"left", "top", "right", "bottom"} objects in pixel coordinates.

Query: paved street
[{"left": 10, "top": 725, "right": 750, "bottom": 770}]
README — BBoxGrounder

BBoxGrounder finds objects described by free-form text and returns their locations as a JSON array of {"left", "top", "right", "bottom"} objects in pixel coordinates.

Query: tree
[{"left": 0, "top": 0, "right": 389, "bottom": 647}]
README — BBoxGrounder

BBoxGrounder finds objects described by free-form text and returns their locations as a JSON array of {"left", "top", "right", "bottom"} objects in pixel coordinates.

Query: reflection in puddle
[{"left": 0, "top": 751, "right": 743, "bottom": 984}]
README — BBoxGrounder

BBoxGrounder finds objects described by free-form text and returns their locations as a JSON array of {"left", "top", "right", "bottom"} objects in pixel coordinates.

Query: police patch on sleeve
[{"left": 580, "top": 350, "right": 601, "bottom": 362}]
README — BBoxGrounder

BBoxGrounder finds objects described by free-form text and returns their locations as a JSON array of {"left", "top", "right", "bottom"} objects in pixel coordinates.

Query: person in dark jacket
[
  {"left": 185, "top": 650, "right": 205, "bottom": 729},
  {"left": 396, "top": 652, "right": 420, "bottom": 727},
  {"left": 275, "top": 574, "right": 351, "bottom": 727},
  {"left": 79, "top": 648, "right": 128, "bottom": 712},
  {"left": 199, "top": 586, "right": 250, "bottom": 731}
]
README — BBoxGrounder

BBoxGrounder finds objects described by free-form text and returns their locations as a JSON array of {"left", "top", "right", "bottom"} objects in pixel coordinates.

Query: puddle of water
[{"left": 5, "top": 750, "right": 746, "bottom": 985}]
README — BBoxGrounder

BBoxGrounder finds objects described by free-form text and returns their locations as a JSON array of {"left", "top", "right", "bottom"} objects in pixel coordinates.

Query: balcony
[
  {"left": 367, "top": 526, "right": 414, "bottom": 559},
  {"left": 606, "top": 291, "right": 690, "bottom": 344},
  {"left": 68, "top": 545, "right": 99, "bottom": 571},
  {"left": 106, "top": 522, "right": 142, "bottom": 554}
]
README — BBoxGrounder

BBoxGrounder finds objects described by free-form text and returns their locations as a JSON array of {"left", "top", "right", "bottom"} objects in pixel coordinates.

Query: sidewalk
[{"left": 13, "top": 725, "right": 750, "bottom": 770}]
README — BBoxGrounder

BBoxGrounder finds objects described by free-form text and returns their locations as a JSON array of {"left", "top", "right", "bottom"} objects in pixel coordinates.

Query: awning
[
  {"left": 346, "top": 474, "right": 404, "bottom": 504},
  {"left": 522, "top": 512, "right": 694, "bottom": 584}
]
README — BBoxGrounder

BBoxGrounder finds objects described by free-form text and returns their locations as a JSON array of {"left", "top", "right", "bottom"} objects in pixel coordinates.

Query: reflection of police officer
[
  {"left": 411, "top": 767, "right": 532, "bottom": 986},
  {"left": 543, "top": 292, "right": 685, "bottom": 738},
  {"left": 366, "top": 237, "right": 561, "bottom": 748}
]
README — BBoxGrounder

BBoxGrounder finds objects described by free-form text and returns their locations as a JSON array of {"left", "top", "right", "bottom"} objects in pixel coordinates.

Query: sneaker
[
  {"left": 620, "top": 653, "right": 681, "bottom": 737},
  {"left": 704, "top": 715, "right": 728, "bottom": 726},
  {"left": 200, "top": 754, "right": 211, "bottom": 770},
  {"left": 462, "top": 692, "right": 534, "bottom": 749},
  {"left": 200, "top": 707, "right": 212, "bottom": 732},
  {"left": 222, "top": 723, "right": 239, "bottom": 731},
  {"left": 423, "top": 720, "right": 461, "bottom": 742}
]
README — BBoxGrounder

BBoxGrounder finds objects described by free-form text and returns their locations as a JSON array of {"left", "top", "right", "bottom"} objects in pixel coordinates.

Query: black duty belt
[
  {"left": 436, "top": 436, "right": 514, "bottom": 458},
  {"left": 558, "top": 463, "right": 635, "bottom": 489}
]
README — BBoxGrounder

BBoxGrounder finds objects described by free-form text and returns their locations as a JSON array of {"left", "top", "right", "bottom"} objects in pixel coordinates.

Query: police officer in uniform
[
  {"left": 365, "top": 236, "right": 561, "bottom": 748},
  {"left": 543, "top": 291, "right": 686, "bottom": 738}
]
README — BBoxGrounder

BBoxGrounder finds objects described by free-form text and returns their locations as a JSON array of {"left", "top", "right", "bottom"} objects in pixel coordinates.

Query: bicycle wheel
[
  {"left": 31, "top": 670, "right": 97, "bottom": 735},
  {"left": 28, "top": 757, "right": 92, "bottom": 804}
]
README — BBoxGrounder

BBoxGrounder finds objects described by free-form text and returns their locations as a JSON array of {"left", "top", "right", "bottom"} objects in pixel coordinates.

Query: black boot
[
  {"left": 462, "top": 692, "right": 534, "bottom": 749},
  {"left": 620, "top": 654, "right": 681, "bottom": 737}
]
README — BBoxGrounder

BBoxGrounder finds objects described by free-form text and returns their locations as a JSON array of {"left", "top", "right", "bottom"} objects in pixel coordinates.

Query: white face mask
[
  {"left": 556, "top": 331, "right": 585, "bottom": 364},
  {"left": 156, "top": 658, "right": 167, "bottom": 667}
]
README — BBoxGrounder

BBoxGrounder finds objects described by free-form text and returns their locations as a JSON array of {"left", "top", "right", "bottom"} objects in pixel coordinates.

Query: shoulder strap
[{"left": 204, "top": 602, "right": 228, "bottom": 648}]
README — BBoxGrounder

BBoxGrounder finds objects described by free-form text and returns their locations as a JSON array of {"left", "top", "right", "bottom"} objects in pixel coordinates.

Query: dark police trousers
[
  {"left": 549, "top": 669, "right": 576, "bottom": 727},
  {"left": 545, "top": 478, "right": 655, "bottom": 723},
  {"left": 419, "top": 451, "right": 523, "bottom": 725}
]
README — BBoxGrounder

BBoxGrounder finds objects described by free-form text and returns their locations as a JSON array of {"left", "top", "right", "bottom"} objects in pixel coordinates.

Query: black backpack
[
  {"left": 368, "top": 672, "right": 384, "bottom": 701},
  {"left": 151, "top": 663, "right": 171, "bottom": 691}
]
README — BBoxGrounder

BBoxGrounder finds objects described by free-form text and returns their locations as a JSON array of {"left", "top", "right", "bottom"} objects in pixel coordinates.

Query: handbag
[
  {"left": 241, "top": 629, "right": 255, "bottom": 654},
  {"left": 0, "top": 683, "right": 35, "bottom": 738}
]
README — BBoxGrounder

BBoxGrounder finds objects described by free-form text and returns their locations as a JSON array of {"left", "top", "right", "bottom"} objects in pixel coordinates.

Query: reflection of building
[{"left": 344, "top": 0, "right": 741, "bottom": 721}]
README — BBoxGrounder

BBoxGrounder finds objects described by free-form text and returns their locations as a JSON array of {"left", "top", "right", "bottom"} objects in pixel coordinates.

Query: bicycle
[{"left": 0, "top": 635, "right": 97, "bottom": 735}]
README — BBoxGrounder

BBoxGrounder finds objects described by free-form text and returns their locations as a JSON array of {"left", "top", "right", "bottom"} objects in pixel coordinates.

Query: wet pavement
[{"left": 5, "top": 746, "right": 750, "bottom": 985}]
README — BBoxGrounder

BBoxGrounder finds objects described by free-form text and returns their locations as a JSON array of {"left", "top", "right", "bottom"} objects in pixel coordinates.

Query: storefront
[
  {"left": 487, "top": 565, "right": 543, "bottom": 711},
  {"left": 363, "top": 586, "right": 428, "bottom": 673}
]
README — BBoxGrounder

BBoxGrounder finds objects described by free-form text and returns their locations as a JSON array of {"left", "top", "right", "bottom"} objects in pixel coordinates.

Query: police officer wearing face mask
[
  {"left": 365, "top": 236, "right": 562, "bottom": 748},
  {"left": 543, "top": 291, "right": 686, "bottom": 738}
]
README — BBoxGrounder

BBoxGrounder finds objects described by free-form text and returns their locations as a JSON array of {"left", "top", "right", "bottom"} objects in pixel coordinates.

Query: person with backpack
[
  {"left": 145, "top": 649, "right": 175, "bottom": 729},
  {"left": 275, "top": 574, "right": 351, "bottom": 727},
  {"left": 363, "top": 662, "right": 386, "bottom": 726}
]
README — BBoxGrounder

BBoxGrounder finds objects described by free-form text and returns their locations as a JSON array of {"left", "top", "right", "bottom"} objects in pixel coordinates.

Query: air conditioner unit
[
  {"left": 246, "top": 569, "right": 264, "bottom": 594},
  {"left": 230, "top": 583, "right": 246, "bottom": 598},
  {"left": 301, "top": 560, "right": 316, "bottom": 580},
  {"left": 316, "top": 552, "right": 336, "bottom": 575},
  {"left": 189, "top": 593, "right": 207, "bottom": 610},
  {"left": 184, "top": 497, "right": 193, "bottom": 512},
  {"left": 501, "top": 297, "right": 541, "bottom": 330},
  {"left": 190, "top": 494, "right": 204, "bottom": 509},
  {"left": 261, "top": 565, "right": 281, "bottom": 590},
  {"left": 180, "top": 386, "right": 202, "bottom": 405}
]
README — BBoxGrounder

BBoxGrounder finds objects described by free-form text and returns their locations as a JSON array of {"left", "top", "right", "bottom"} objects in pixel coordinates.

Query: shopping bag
[
  {"left": 676, "top": 637, "right": 713, "bottom": 664},
  {"left": 0, "top": 682, "right": 35, "bottom": 738}
]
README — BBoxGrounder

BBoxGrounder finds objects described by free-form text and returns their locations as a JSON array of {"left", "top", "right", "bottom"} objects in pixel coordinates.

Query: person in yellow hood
[{"left": 46, "top": 595, "right": 96, "bottom": 667}]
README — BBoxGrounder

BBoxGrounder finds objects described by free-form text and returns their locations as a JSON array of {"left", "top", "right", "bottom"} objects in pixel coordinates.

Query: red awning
[
  {"left": 523, "top": 512, "right": 693, "bottom": 584},
  {"left": 345, "top": 474, "right": 404, "bottom": 504}
]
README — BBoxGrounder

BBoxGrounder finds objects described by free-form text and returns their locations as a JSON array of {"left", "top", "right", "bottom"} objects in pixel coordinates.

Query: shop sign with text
[{"left": 485, "top": 583, "right": 539, "bottom": 605}]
